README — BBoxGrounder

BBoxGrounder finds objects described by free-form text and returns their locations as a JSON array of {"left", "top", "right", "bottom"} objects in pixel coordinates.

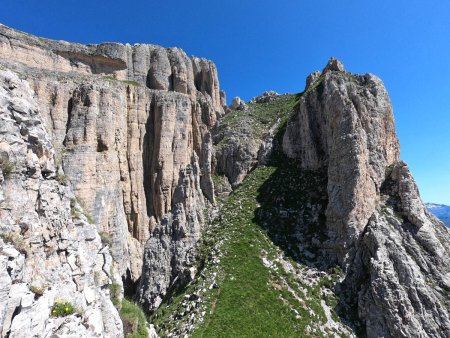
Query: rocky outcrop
[
  {"left": 0, "top": 23, "right": 223, "bottom": 314},
  {"left": 283, "top": 59, "right": 450, "bottom": 337},
  {"left": 214, "top": 93, "right": 296, "bottom": 188},
  {"left": 0, "top": 70, "right": 122, "bottom": 337},
  {"left": 283, "top": 58, "right": 400, "bottom": 261},
  {"left": 229, "top": 96, "right": 248, "bottom": 111},
  {"left": 342, "top": 161, "right": 450, "bottom": 337},
  {"left": 251, "top": 90, "right": 279, "bottom": 103}
]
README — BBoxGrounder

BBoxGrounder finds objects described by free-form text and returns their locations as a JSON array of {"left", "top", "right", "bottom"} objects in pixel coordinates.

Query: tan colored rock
[
  {"left": 0, "top": 23, "right": 223, "bottom": 304},
  {"left": 283, "top": 59, "right": 450, "bottom": 337},
  {"left": 283, "top": 59, "right": 400, "bottom": 260}
]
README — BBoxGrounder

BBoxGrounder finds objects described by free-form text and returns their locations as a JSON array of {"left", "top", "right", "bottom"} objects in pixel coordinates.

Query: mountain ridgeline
[
  {"left": 0, "top": 24, "right": 449, "bottom": 338},
  {"left": 426, "top": 203, "right": 450, "bottom": 227}
]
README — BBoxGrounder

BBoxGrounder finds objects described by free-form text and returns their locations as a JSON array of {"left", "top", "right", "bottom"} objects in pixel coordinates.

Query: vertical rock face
[
  {"left": 0, "top": 70, "right": 122, "bottom": 337},
  {"left": 0, "top": 23, "right": 223, "bottom": 314},
  {"left": 283, "top": 59, "right": 450, "bottom": 337},
  {"left": 283, "top": 58, "right": 400, "bottom": 261}
]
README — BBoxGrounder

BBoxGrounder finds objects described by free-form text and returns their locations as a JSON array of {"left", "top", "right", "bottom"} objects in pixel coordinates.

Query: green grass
[
  {"left": 120, "top": 299, "right": 149, "bottom": 338},
  {"left": 191, "top": 165, "right": 332, "bottom": 337},
  {"left": 110, "top": 282, "right": 122, "bottom": 307}
]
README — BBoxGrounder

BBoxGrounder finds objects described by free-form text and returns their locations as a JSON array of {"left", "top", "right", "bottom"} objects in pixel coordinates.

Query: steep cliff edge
[
  {"left": 0, "top": 70, "right": 122, "bottom": 337},
  {"left": 283, "top": 59, "right": 450, "bottom": 337},
  {"left": 0, "top": 23, "right": 224, "bottom": 309}
]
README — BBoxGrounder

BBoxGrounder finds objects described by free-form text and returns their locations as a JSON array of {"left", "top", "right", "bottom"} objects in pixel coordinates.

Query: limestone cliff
[
  {"left": 1, "top": 23, "right": 449, "bottom": 338},
  {"left": 0, "top": 70, "right": 122, "bottom": 337},
  {"left": 283, "top": 59, "right": 450, "bottom": 337},
  {"left": 0, "top": 22, "right": 223, "bottom": 310}
]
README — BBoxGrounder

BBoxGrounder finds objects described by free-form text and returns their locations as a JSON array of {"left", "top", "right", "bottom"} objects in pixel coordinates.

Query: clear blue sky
[{"left": 2, "top": 0, "right": 449, "bottom": 204}]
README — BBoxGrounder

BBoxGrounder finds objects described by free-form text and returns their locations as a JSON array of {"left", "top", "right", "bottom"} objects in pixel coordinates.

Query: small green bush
[
  {"left": 0, "top": 159, "right": 14, "bottom": 178},
  {"left": 110, "top": 281, "right": 122, "bottom": 307},
  {"left": 51, "top": 299, "right": 76, "bottom": 317}
]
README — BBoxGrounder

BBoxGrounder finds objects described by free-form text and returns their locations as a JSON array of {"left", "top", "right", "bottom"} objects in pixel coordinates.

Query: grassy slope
[
  {"left": 193, "top": 166, "right": 331, "bottom": 337},
  {"left": 150, "top": 92, "right": 353, "bottom": 337}
]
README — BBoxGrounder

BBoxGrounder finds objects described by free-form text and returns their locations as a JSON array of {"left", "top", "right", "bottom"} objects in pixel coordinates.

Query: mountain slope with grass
[
  {"left": 147, "top": 60, "right": 450, "bottom": 338},
  {"left": 150, "top": 164, "right": 354, "bottom": 337},
  {"left": 1, "top": 25, "right": 449, "bottom": 338}
]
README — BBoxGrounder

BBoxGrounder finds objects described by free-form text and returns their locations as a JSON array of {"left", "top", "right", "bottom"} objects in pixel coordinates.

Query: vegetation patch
[
  {"left": 214, "top": 94, "right": 299, "bottom": 150},
  {"left": 0, "top": 158, "right": 14, "bottom": 178},
  {"left": 110, "top": 281, "right": 122, "bottom": 308},
  {"left": 120, "top": 299, "right": 149, "bottom": 338},
  {"left": 191, "top": 166, "right": 334, "bottom": 337},
  {"left": 102, "top": 76, "right": 140, "bottom": 87},
  {"left": 51, "top": 299, "right": 76, "bottom": 317},
  {"left": 55, "top": 174, "right": 69, "bottom": 185},
  {"left": 70, "top": 196, "right": 95, "bottom": 224},
  {"left": 151, "top": 163, "right": 349, "bottom": 337},
  {"left": 100, "top": 231, "right": 113, "bottom": 247}
]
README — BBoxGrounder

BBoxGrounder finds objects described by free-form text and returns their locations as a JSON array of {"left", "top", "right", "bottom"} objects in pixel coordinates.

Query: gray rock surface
[
  {"left": 283, "top": 59, "right": 450, "bottom": 337},
  {"left": 342, "top": 161, "right": 450, "bottom": 337},
  {"left": 251, "top": 90, "right": 279, "bottom": 103},
  {"left": 283, "top": 59, "right": 400, "bottom": 261},
  {"left": 229, "top": 96, "right": 248, "bottom": 111},
  {"left": 0, "top": 23, "right": 223, "bottom": 309},
  {"left": 0, "top": 70, "right": 122, "bottom": 337}
]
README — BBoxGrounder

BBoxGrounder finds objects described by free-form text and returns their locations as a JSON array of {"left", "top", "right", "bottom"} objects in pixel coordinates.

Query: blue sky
[{"left": 2, "top": 0, "right": 449, "bottom": 204}]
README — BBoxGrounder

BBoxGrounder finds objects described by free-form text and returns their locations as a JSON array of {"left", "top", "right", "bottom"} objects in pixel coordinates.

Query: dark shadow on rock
[
  {"left": 252, "top": 119, "right": 330, "bottom": 271},
  {"left": 123, "top": 268, "right": 140, "bottom": 299},
  {"left": 252, "top": 158, "right": 330, "bottom": 271},
  {"left": 142, "top": 96, "right": 155, "bottom": 219}
]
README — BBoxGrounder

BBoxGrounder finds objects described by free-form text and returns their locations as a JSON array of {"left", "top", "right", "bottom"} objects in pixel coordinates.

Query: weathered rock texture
[
  {"left": 0, "top": 70, "right": 122, "bottom": 337},
  {"left": 214, "top": 94, "right": 296, "bottom": 188},
  {"left": 342, "top": 161, "right": 450, "bottom": 338},
  {"left": 283, "top": 59, "right": 450, "bottom": 337},
  {"left": 283, "top": 58, "right": 400, "bottom": 260},
  {"left": 1, "top": 23, "right": 449, "bottom": 338},
  {"left": 0, "top": 23, "right": 223, "bottom": 313}
]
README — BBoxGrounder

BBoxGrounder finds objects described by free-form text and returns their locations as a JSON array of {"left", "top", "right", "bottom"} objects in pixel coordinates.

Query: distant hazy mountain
[{"left": 426, "top": 203, "right": 450, "bottom": 227}]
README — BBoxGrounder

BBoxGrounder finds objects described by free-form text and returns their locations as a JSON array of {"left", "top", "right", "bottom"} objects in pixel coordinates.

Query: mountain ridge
[
  {"left": 0, "top": 24, "right": 449, "bottom": 338},
  {"left": 426, "top": 203, "right": 450, "bottom": 227}
]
